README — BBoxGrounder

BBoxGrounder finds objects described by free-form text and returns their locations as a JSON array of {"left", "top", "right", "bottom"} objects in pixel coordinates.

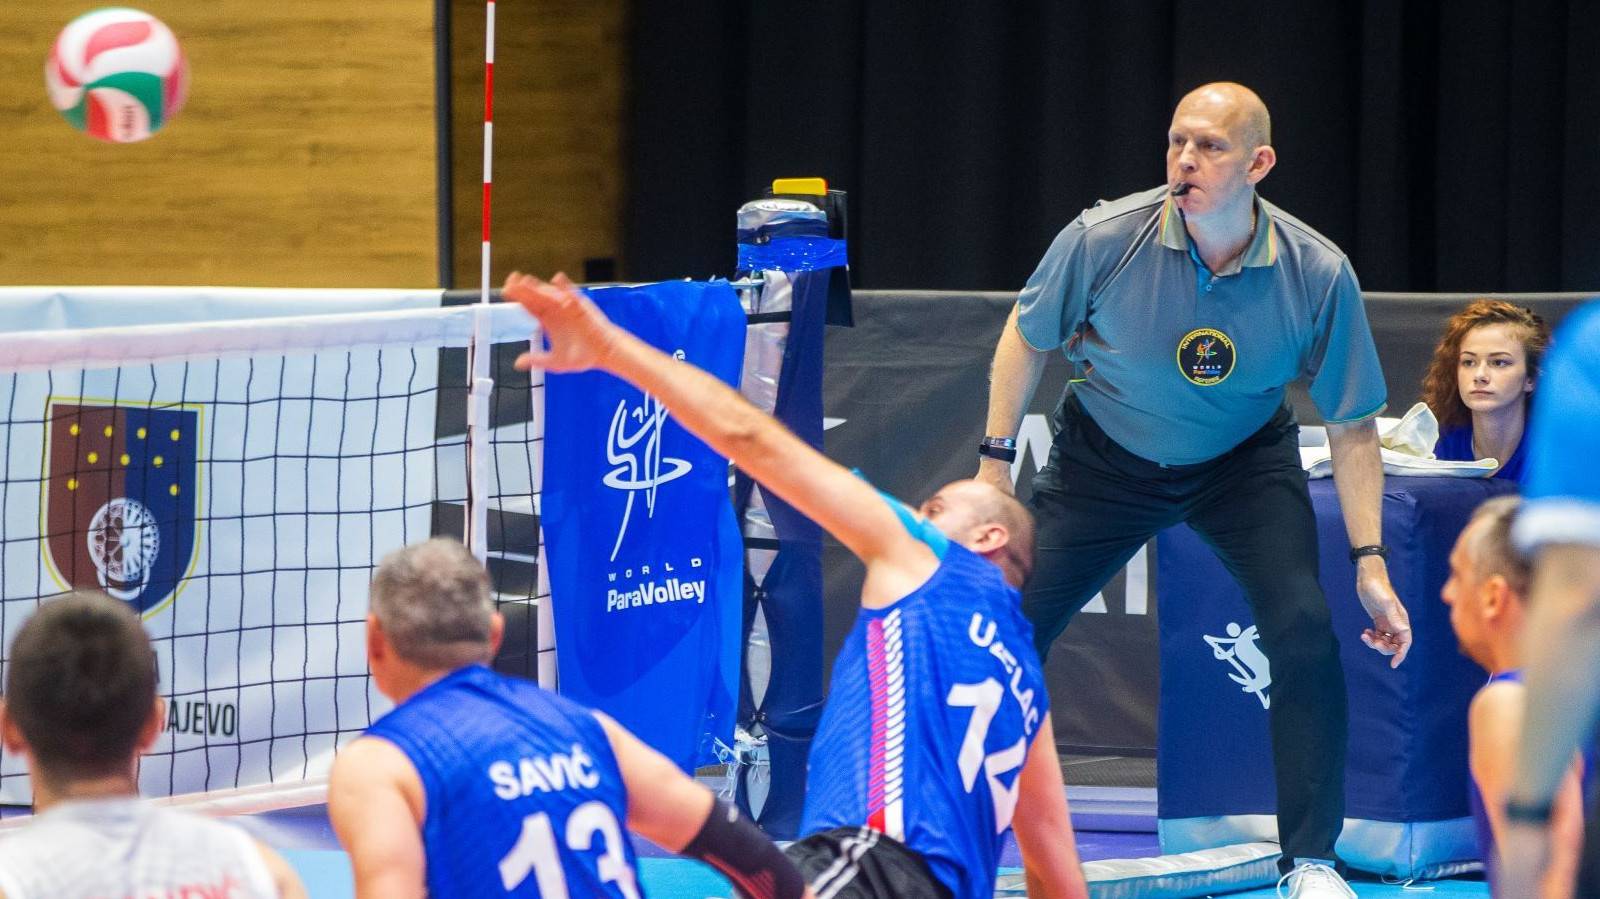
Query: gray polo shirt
[{"left": 1017, "top": 186, "right": 1386, "bottom": 466}]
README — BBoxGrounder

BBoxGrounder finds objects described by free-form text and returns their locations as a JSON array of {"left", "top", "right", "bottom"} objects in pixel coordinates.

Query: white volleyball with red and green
[{"left": 46, "top": 8, "right": 188, "bottom": 143}]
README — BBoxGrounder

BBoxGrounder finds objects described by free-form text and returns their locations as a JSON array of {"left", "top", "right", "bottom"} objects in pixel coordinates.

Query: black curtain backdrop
[{"left": 625, "top": 1, "right": 1600, "bottom": 293}]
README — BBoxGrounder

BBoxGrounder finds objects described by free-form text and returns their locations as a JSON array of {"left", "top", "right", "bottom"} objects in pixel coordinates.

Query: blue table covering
[{"left": 1157, "top": 476, "right": 1516, "bottom": 824}]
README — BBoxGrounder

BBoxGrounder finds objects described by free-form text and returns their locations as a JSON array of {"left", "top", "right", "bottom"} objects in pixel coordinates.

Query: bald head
[
  {"left": 920, "top": 480, "right": 1036, "bottom": 588},
  {"left": 1175, "top": 82, "right": 1271, "bottom": 150}
]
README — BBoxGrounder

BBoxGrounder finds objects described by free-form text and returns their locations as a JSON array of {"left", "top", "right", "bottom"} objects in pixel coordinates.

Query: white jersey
[{"left": 0, "top": 797, "right": 278, "bottom": 899}]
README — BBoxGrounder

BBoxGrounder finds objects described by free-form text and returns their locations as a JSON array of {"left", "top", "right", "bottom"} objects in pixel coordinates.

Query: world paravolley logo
[
  {"left": 42, "top": 401, "right": 202, "bottom": 617},
  {"left": 1176, "top": 327, "right": 1236, "bottom": 386},
  {"left": 603, "top": 356, "right": 694, "bottom": 564}
]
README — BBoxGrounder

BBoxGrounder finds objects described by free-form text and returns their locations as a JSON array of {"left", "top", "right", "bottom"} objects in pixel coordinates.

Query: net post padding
[{"left": 465, "top": 303, "right": 496, "bottom": 563}]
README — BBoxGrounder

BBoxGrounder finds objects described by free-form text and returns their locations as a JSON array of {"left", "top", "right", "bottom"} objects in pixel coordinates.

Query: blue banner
[{"left": 543, "top": 280, "right": 746, "bottom": 771}]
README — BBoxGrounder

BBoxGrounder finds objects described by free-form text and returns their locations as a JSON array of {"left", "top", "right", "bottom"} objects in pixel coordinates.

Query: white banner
[{"left": 0, "top": 288, "right": 442, "bottom": 804}]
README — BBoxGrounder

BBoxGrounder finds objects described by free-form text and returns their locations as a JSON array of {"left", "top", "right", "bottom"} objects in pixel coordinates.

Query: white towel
[{"left": 1300, "top": 402, "right": 1499, "bottom": 479}]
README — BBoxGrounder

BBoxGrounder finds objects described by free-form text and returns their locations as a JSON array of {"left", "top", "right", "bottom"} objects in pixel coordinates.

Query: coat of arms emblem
[{"left": 44, "top": 402, "right": 199, "bottom": 614}]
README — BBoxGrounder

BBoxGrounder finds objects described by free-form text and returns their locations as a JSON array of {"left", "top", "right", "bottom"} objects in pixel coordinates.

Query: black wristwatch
[
  {"left": 978, "top": 436, "right": 1018, "bottom": 463},
  {"left": 1349, "top": 544, "right": 1390, "bottom": 563}
]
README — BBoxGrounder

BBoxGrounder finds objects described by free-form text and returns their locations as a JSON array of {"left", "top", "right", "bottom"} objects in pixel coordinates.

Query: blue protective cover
[
  {"left": 542, "top": 279, "right": 746, "bottom": 771},
  {"left": 732, "top": 267, "right": 831, "bottom": 838},
  {"left": 1155, "top": 476, "right": 1516, "bottom": 876}
]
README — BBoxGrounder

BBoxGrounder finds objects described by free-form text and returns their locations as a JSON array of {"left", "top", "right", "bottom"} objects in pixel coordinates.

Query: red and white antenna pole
[
  {"left": 480, "top": 0, "right": 495, "bottom": 306},
  {"left": 466, "top": 0, "right": 496, "bottom": 564}
]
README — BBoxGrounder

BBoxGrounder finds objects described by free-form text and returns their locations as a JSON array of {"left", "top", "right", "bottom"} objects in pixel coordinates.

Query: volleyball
[{"left": 45, "top": 8, "right": 188, "bottom": 143}]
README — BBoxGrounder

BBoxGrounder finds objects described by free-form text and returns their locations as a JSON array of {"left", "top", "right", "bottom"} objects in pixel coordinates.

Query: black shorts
[{"left": 783, "top": 827, "right": 953, "bottom": 899}]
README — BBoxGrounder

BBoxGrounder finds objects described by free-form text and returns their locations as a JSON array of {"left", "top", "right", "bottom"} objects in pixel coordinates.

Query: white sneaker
[{"left": 1276, "top": 862, "right": 1356, "bottom": 898}]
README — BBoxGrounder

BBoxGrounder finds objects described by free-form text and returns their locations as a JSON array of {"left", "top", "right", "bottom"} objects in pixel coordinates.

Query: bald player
[
  {"left": 506, "top": 272, "right": 1087, "bottom": 899},
  {"left": 976, "top": 82, "right": 1409, "bottom": 897},
  {"left": 0, "top": 591, "right": 304, "bottom": 899},
  {"left": 1440, "top": 496, "right": 1583, "bottom": 897}
]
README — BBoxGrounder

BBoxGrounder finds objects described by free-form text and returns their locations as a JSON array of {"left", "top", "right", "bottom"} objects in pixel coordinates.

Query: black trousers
[
  {"left": 784, "top": 826, "right": 953, "bottom": 899},
  {"left": 1025, "top": 393, "right": 1348, "bottom": 867}
]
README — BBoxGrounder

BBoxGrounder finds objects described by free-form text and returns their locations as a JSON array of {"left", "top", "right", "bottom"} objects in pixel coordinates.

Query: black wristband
[
  {"left": 1349, "top": 544, "right": 1389, "bottom": 563},
  {"left": 682, "top": 800, "right": 806, "bottom": 899},
  {"left": 978, "top": 442, "right": 1018, "bottom": 463},
  {"left": 1505, "top": 797, "right": 1555, "bottom": 825}
]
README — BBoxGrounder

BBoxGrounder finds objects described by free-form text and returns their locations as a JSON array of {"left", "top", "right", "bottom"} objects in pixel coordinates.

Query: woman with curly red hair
[{"left": 1421, "top": 300, "right": 1551, "bottom": 483}]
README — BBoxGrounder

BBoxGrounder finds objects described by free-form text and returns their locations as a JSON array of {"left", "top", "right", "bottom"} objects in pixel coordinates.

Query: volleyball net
[{"left": 0, "top": 301, "right": 544, "bottom": 808}]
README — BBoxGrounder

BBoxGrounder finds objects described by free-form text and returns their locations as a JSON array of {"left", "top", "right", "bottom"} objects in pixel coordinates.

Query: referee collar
[{"left": 1157, "top": 191, "right": 1278, "bottom": 274}]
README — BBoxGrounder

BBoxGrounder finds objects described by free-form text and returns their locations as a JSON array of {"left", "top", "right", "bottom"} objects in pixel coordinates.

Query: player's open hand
[
  {"left": 506, "top": 271, "right": 622, "bottom": 374},
  {"left": 1355, "top": 567, "right": 1411, "bottom": 667}
]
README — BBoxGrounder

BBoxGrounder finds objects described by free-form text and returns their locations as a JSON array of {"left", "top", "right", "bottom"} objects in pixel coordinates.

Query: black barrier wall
[{"left": 820, "top": 290, "right": 1592, "bottom": 754}]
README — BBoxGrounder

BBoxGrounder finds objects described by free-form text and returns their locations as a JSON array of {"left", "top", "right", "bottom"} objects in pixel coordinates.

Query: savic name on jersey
[
  {"left": 363, "top": 666, "right": 642, "bottom": 898},
  {"left": 489, "top": 744, "right": 601, "bottom": 798}
]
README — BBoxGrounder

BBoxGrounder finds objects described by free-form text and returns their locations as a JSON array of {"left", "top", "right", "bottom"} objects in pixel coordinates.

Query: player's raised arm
[{"left": 507, "top": 272, "right": 933, "bottom": 586}]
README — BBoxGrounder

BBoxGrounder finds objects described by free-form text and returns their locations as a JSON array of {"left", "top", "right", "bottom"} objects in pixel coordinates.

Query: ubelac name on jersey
[
  {"left": 968, "top": 611, "right": 1043, "bottom": 738},
  {"left": 604, "top": 560, "right": 706, "bottom": 613}
]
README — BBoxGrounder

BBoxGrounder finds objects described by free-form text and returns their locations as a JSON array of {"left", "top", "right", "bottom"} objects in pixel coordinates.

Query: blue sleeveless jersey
[
  {"left": 1469, "top": 669, "right": 1523, "bottom": 884},
  {"left": 800, "top": 542, "right": 1051, "bottom": 899},
  {"left": 1469, "top": 669, "right": 1596, "bottom": 881},
  {"left": 364, "top": 665, "right": 641, "bottom": 899}
]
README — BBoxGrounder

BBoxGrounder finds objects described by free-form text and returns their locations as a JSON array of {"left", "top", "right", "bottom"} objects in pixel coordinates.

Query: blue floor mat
[
  {"left": 1223, "top": 876, "right": 1488, "bottom": 897},
  {"left": 287, "top": 849, "right": 1486, "bottom": 899},
  {"left": 273, "top": 809, "right": 1486, "bottom": 899},
  {"left": 282, "top": 849, "right": 738, "bottom": 898},
  {"left": 279, "top": 849, "right": 353, "bottom": 899}
]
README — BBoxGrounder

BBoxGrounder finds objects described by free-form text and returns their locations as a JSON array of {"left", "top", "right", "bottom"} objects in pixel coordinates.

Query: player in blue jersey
[
  {"left": 1440, "top": 496, "right": 1584, "bottom": 895},
  {"left": 506, "top": 272, "right": 1089, "bottom": 899},
  {"left": 327, "top": 538, "right": 809, "bottom": 899},
  {"left": 1500, "top": 301, "right": 1600, "bottom": 898}
]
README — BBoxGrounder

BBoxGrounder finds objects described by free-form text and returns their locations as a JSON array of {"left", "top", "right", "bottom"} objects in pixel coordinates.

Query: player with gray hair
[
  {"left": 1441, "top": 496, "right": 1584, "bottom": 896},
  {"left": 329, "top": 537, "right": 809, "bottom": 899},
  {"left": 1498, "top": 302, "right": 1600, "bottom": 896}
]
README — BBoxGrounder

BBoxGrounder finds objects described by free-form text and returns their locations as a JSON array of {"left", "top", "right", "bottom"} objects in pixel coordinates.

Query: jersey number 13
[{"left": 498, "top": 801, "right": 640, "bottom": 898}]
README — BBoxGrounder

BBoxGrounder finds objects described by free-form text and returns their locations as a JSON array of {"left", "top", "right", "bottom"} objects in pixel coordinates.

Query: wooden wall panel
[
  {"left": 0, "top": 2, "right": 436, "bottom": 288},
  {"left": 451, "top": 0, "right": 627, "bottom": 289}
]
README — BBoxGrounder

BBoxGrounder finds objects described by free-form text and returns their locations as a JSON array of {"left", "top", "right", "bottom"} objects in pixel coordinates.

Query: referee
[{"left": 975, "top": 82, "right": 1411, "bottom": 898}]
